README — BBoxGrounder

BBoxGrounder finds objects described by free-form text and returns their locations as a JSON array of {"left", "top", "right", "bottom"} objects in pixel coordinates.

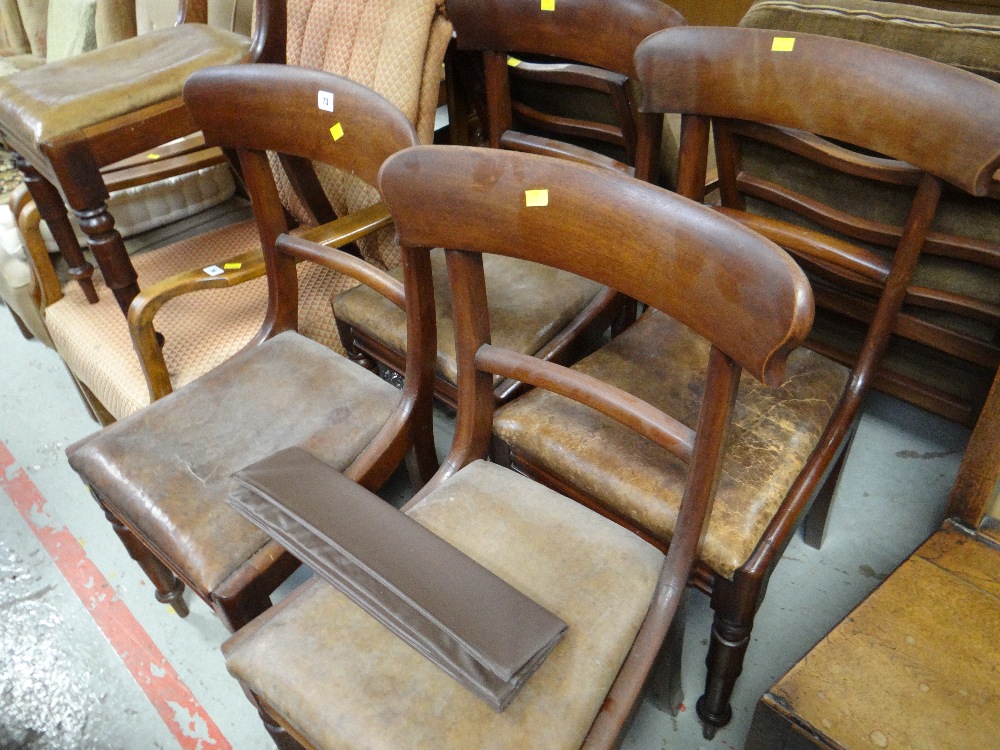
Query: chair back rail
[
  {"left": 379, "top": 146, "right": 813, "bottom": 387},
  {"left": 635, "top": 27, "right": 1000, "bottom": 195},
  {"left": 449, "top": 0, "right": 683, "bottom": 175},
  {"left": 185, "top": 64, "right": 419, "bottom": 186},
  {"left": 638, "top": 26, "right": 1000, "bottom": 425},
  {"left": 449, "top": 0, "right": 684, "bottom": 79}
]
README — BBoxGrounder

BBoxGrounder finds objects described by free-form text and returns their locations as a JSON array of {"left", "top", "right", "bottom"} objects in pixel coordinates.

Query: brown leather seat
[
  {"left": 68, "top": 331, "right": 400, "bottom": 594},
  {"left": 494, "top": 25, "right": 1000, "bottom": 738},
  {"left": 495, "top": 310, "right": 848, "bottom": 578},
  {"left": 220, "top": 143, "right": 815, "bottom": 750},
  {"left": 0, "top": 26, "right": 248, "bottom": 152},
  {"left": 335, "top": 249, "right": 603, "bottom": 388},
  {"left": 225, "top": 459, "right": 665, "bottom": 750},
  {"left": 64, "top": 66, "right": 440, "bottom": 643}
]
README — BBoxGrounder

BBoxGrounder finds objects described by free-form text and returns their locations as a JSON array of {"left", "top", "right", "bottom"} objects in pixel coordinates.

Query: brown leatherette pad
[{"left": 227, "top": 447, "right": 567, "bottom": 711}]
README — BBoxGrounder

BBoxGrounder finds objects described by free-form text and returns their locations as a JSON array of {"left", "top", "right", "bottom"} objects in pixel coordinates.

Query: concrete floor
[{"left": 0, "top": 296, "right": 970, "bottom": 750}]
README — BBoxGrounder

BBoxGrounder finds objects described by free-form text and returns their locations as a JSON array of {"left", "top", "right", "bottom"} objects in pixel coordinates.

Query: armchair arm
[
  {"left": 277, "top": 202, "right": 404, "bottom": 309},
  {"left": 128, "top": 202, "right": 397, "bottom": 402},
  {"left": 13, "top": 186, "right": 63, "bottom": 309},
  {"left": 129, "top": 248, "right": 265, "bottom": 400}
]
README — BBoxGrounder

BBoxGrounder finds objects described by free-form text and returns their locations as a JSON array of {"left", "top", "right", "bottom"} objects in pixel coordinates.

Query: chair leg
[
  {"left": 335, "top": 318, "right": 379, "bottom": 372},
  {"left": 211, "top": 588, "right": 273, "bottom": 633},
  {"left": 92, "top": 491, "right": 189, "bottom": 617},
  {"left": 696, "top": 604, "right": 753, "bottom": 739},
  {"left": 802, "top": 429, "right": 855, "bottom": 549},
  {"left": 243, "top": 688, "right": 306, "bottom": 750},
  {"left": 647, "top": 587, "right": 687, "bottom": 715},
  {"left": 15, "top": 156, "right": 98, "bottom": 303},
  {"left": 8, "top": 308, "right": 34, "bottom": 340}
]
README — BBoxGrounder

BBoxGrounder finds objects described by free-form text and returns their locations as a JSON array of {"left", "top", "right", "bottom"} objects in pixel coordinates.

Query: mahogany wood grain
[{"left": 380, "top": 146, "right": 811, "bottom": 386}]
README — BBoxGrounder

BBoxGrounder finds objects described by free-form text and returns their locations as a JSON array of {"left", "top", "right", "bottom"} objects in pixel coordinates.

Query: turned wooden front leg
[
  {"left": 73, "top": 201, "right": 140, "bottom": 316},
  {"left": 91, "top": 490, "right": 190, "bottom": 617},
  {"left": 15, "top": 155, "right": 98, "bottom": 303}
]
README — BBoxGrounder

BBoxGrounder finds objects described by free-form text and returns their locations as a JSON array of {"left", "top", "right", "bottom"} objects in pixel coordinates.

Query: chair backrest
[
  {"left": 448, "top": 0, "right": 684, "bottom": 178},
  {"left": 636, "top": 26, "right": 1000, "bottom": 423},
  {"left": 184, "top": 63, "right": 420, "bottom": 336},
  {"left": 381, "top": 141, "right": 811, "bottom": 551}
]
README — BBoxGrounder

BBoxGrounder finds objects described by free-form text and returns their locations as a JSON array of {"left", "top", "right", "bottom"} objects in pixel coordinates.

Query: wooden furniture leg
[
  {"left": 16, "top": 156, "right": 97, "bottom": 303},
  {"left": 92, "top": 491, "right": 190, "bottom": 617}
]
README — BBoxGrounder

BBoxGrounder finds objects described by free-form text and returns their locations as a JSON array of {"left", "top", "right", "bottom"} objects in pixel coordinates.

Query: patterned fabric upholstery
[
  {"left": 45, "top": 220, "right": 352, "bottom": 419},
  {"left": 274, "top": 0, "right": 451, "bottom": 269}
]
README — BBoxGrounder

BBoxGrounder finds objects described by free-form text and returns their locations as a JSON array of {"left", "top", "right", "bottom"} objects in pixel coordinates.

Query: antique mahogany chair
[
  {"left": 332, "top": 0, "right": 684, "bottom": 408},
  {"left": 65, "top": 65, "right": 439, "bottom": 648},
  {"left": 221, "top": 144, "right": 813, "bottom": 750},
  {"left": 0, "top": 0, "right": 284, "bottom": 319},
  {"left": 492, "top": 27, "right": 1000, "bottom": 737},
  {"left": 34, "top": 0, "right": 451, "bottom": 422}
]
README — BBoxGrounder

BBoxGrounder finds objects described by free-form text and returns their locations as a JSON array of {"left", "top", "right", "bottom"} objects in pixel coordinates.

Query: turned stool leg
[
  {"left": 91, "top": 490, "right": 190, "bottom": 617},
  {"left": 44, "top": 145, "right": 141, "bottom": 316},
  {"left": 72, "top": 202, "right": 140, "bottom": 316},
  {"left": 15, "top": 156, "right": 98, "bottom": 303},
  {"left": 241, "top": 687, "right": 306, "bottom": 750},
  {"left": 697, "top": 597, "right": 757, "bottom": 740}
]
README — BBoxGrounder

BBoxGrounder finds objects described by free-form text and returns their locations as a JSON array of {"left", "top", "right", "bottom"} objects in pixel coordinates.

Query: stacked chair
[
  {"left": 738, "top": 0, "right": 1000, "bottom": 427},
  {"left": 221, "top": 144, "right": 813, "bottom": 750},
  {"left": 332, "top": 0, "right": 684, "bottom": 407},
  {"left": 493, "top": 25, "right": 1000, "bottom": 737},
  {"left": 33, "top": 1, "right": 999, "bottom": 747}
]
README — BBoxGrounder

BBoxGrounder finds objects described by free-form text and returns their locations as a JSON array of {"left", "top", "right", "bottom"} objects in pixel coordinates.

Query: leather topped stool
[{"left": 0, "top": 0, "right": 280, "bottom": 316}]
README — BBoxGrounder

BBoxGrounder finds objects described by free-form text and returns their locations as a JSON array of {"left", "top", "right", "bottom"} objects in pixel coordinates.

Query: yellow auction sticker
[{"left": 525, "top": 189, "right": 549, "bottom": 207}]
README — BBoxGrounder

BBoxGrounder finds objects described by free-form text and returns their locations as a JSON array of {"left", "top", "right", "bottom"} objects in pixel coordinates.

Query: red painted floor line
[{"left": 0, "top": 440, "right": 232, "bottom": 750}]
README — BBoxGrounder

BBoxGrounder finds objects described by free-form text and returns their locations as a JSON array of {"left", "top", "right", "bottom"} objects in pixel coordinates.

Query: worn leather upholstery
[
  {"left": 494, "top": 310, "right": 849, "bottom": 578},
  {"left": 225, "top": 459, "right": 664, "bottom": 749},
  {"left": 334, "top": 248, "right": 604, "bottom": 385},
  {"left": 66, "top": 331, "right": 400, "bottom": 592},
  {"left": 0, "top": 24, "right": 249, "bottom": 151}
]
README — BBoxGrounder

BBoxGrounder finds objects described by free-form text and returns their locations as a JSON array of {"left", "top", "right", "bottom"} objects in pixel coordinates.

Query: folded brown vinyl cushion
[{"left": 228, "top": 447, "right": 567, "bottom": 711}]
